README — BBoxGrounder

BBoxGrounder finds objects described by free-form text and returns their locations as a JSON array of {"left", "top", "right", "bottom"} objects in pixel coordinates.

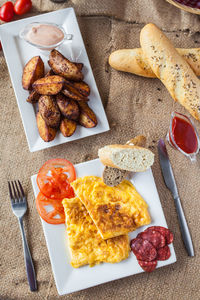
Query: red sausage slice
[
  {"left": 144, "top": 226, "right": 174, "bottom": 244},
  {"left": 138, "top": 260, "right": 157, "bottom": 272},
  {"left": 157, "top": 245, "right": 171, "bottom": 261},
  {"left": 130, "top": 238, "right": 157, "bottom": 262},
  {"left": 138, "top": 230, "right": 166, "bottom": 249}
]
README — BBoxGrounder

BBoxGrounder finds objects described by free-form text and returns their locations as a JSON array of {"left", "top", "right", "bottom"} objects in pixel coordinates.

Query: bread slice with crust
[
  {"left": 102, "top": 136, "right": 147, "bottom": 186},
  {"left": 126, "top": 135, "right": 146, "bottom": 147},
  {"left": 103, "top": 167, "right": 129, "bottom": 187},
  {"left": 99, "top": 144, "right": 154, "bottom": 172}
]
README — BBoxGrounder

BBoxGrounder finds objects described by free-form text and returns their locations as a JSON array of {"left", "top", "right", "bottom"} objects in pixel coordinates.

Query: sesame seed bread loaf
[
  {"left": 140, "top": 23, "right": 200, "bottom": 121},
  {"left": 109, "top": 48, "right": 200, "bottom": 78},
  {"left": 109, "top": 49, "right": 154, "bottom": 78},
  {"left": 98, "top": 144, "right": 154, "bottom": 172}
]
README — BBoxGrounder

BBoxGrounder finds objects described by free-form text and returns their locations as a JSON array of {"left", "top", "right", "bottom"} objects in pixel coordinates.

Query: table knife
[{"left": 158, "top": 139, "right": 194, "bottom": 256}]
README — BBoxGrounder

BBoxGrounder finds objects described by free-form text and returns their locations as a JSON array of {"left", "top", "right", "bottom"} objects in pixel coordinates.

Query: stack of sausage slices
[
  {"left": 22, "top": 49, "right": 97, "bottom": 142},
  {"left": 130, "top": 226, "right": 174, "bottom": 272}
]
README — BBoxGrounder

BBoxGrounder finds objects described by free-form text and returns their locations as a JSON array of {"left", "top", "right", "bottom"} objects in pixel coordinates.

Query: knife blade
[{"left": 158, "top": 139, "right": 194, "bottom": 257}]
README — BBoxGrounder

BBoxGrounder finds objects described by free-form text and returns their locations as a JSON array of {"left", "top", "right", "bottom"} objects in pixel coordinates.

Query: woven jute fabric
[{"left": 0, "top": 0, "right": 200, "bottom": 299}]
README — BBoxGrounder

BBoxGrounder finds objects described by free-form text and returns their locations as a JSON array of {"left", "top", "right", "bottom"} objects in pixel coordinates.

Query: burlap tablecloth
[{"left": 1, "top": 0, "right": 200, "bottom": 299}]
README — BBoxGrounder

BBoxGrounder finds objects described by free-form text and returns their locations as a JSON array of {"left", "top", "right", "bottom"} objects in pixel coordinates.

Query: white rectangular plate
[
  {"left": 31, "top": 158, "right": 176, "bottom": 295},
  {"left": 0, "top": 8, "right": 109, "bottom": 152}
]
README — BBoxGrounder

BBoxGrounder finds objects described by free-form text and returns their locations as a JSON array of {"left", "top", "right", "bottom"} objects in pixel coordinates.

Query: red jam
[
  {"left": 174, "top": 0, "right": 200, "bottom": 8},
  {"left": 170, "top": 116, "right": 198, "bottom": 154}
]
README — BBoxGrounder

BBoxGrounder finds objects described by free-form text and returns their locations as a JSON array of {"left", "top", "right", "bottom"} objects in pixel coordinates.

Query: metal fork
[{"left": 8, "top": 180, "right": 37, "bottom": 291}]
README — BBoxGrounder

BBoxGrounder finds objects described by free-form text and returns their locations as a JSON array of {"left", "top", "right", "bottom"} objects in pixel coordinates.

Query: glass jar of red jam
[{"left": 167, "top": 112, "right": 200, "bottom": 162}]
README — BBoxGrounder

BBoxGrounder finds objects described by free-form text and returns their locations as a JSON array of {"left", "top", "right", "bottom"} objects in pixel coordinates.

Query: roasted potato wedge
[
  {"left": 33, "top": 75, "right": 65, "bottom": 95},
  {"left": 26, "top": 90, "right": 40, "bottom": 103},
  {"left": 56, "top": 93, "right": 80, "bottom": 121},
  {"left": 69, "top": 81, "right": 90, "bottom": 97},
  {"left": 36, "top": 112, "right": 57, "bottom": 142},
  {"left": 62, "top": 81, "right": 88, "bottom": 101},
  {"left": 38, "top": 95, "right": 61, "bottom": 128},
  {"left": 74, "top": 62, "right": 83, "bottom": 71},
  {"left": 48, "top": 49, "right": 84, "bottom": 81},
  {"left": 60, "top": 118, "right": 77, "bottom": 137},
  {"left": 22, "top": 56, "right": 44, "bottom": 90},
  {"left": 45, "top": 69, "right": 54, "bottom": 77},
  {"left": 78, "top": 101, "right": 97, "bottom": 128}
]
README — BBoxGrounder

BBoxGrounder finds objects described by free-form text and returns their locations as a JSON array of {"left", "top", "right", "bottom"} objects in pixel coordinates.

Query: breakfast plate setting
[
  {"left": 1, "top": 1, "right": 199, "bottom": 299},
  {"left": 31, "top": 158, "right": 176, "bottom": 295}
]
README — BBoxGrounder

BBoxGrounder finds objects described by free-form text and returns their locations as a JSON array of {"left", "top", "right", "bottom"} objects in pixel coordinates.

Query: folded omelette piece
[
  {"left": 71, "top": 176, "right": 151, "bottom": 240},
  {"left": 62, "top": 197, "right": 130, "bottom": 268}
]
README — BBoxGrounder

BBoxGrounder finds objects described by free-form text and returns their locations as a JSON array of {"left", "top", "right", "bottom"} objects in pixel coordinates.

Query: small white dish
[
  {"left": 0, "top": 8, "right": 109, "bottom": 152},
  {"left": 19, "top": 22, "right": 73, "bottom": 51},
  {"left": 31, "top": 158, "right": 176, "bottom": 296}
]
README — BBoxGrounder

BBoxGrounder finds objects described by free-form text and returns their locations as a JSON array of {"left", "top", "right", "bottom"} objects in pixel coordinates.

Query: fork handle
[{"left": 18, "top": 218, "right": 37, "bottom": 291}]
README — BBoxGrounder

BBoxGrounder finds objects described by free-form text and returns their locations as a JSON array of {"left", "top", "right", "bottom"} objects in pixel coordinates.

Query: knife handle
[{"left": 174, "top": 196, "right": 194, "bottom": 257}]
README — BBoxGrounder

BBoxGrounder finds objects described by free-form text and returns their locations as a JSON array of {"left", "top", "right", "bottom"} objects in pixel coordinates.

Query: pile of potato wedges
[{"left": 22, "top": 49, "right": 98, "bottom": 142}]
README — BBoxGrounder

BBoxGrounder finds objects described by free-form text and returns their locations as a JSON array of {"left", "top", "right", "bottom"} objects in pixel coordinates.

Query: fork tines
[{"left": 8, "top": 180, "right": 25, "bottom": 203}]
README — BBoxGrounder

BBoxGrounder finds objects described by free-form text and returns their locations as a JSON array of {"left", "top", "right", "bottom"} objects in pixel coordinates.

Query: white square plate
[
  {"left": 31, "top": 158, "right": 176, "bottom": 295},
  {"left": 0, "top": 8, "right": 109, "bottom": 152}
]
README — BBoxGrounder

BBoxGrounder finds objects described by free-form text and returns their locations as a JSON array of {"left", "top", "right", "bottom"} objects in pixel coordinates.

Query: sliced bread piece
[
  {"left": 102, "top": 136, "right": 147, "bottom": 186},
  {"left": 103, "top": 166, "right": 129, "bottom": 187},
  {"left": 126, "top": 135, "right": 146, "bottom": 147},
  {"left": 98, "top": 144, "right": 154, "bottom": 172}
]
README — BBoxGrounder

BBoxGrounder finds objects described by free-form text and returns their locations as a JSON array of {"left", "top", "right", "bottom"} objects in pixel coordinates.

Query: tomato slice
[
  {"left": 36, "top": 192, "right": 65, "bottom": 224},
  {"left": 37, "top": 158, "right": 76, "bottom": 199}
]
